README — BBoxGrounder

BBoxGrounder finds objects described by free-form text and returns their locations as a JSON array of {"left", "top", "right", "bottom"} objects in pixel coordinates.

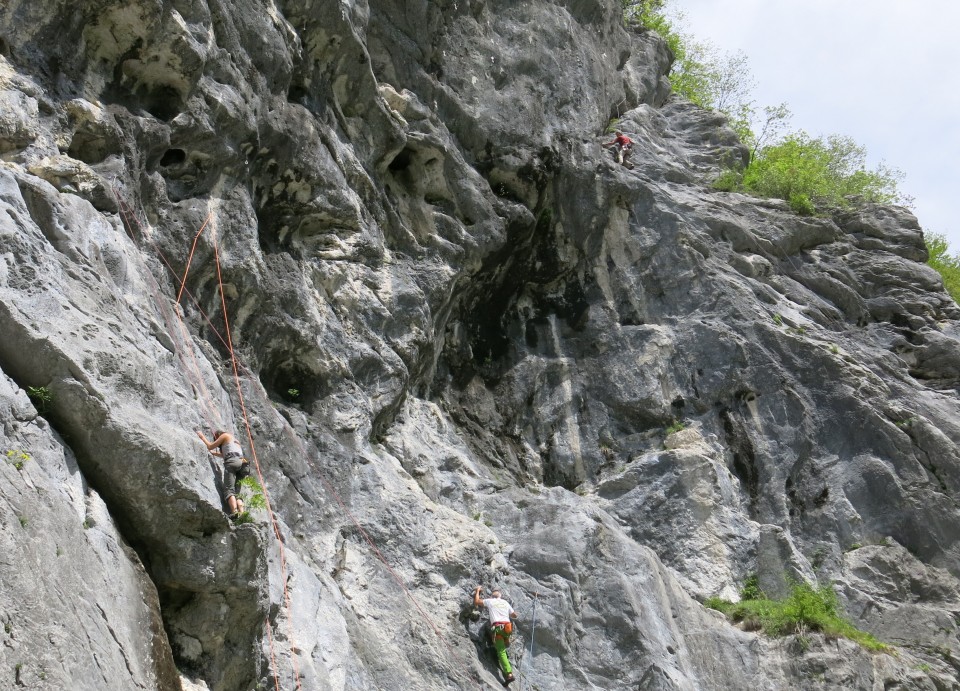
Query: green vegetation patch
[
  {"left": 665, "top": 420, "right": 685, "bottom": 435},
  {"left": 5, "top": 449, "right": 30, "bottom": 470},
  {"left": 705, "top": 581, "right": 890, "bottom": 652},
  {"left": 239, "top": 475, "right": 267, "bottom": 511},
  {"left": 27, "top": 386, "right": 53, "bottom": 415},
  {"left": 926, "top": 233, "right": 960, "bottom": 305},
  {"left": 741, "top": 133, "right": 905, "bottom": 212},
  {"left": 625, "top": 2, "right": 911, "bottom": 217}
]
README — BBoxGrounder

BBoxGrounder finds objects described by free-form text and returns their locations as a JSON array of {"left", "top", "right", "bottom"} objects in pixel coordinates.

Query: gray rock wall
[{"left": 1, "top": 1, "right": 958, "bottom": 689}]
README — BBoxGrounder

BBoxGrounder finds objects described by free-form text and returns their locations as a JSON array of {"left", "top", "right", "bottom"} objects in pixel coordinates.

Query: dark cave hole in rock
[
  {"left": 288, "top": 84, "right": 309, "bottom": 104},
  {"left": 543, "top": 460, "right": 580, "bottom": 492},
  {"left": 67, "top": 130, "right": 118, "bottom": 165},
  {"left": 388, "top": 147, "right": 415, "bottom": 173},
  {"left": 721, "top": 409, "right": 759, "bottom": 505},
  {"left": 0, "top": 36, "right": 9, "bottom": 56},
  {"left": 140, "top": 85, "right": 183, "bottom": 122},
  {"left": 559, "top": 282, "right": 590, "bottom": 331},
  {"left": 159, "top": 148, "right": 187, "bottom": 167},
  {"left": 524, "top": 320, "right": 540, "bottom": 348},
  {"left": 261, "top": 362, "right": 328, "bottom": 408},
  {"left": 814, "top": 487, "right": 830, "bottom": 507}
]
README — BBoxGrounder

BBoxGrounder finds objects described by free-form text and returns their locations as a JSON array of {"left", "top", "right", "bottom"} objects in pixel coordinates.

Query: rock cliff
[{"left": 1, "top": 1, "right": 958, "bottom": 690}]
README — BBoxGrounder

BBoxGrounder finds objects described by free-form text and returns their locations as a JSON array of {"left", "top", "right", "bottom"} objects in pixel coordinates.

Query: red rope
[
  {"left": 263, "top": 617, "right": 282, "bottom": 691},
  {"left": 115, "top": 188, "right": 483, "bottom": 689},
  {"left": 211, "top": 227, "right": 304, "bottom": 691},
  {"left": 176, "top": 214, "right": 212, "bottom": 306},
  {"left": 112, "top": 189, "right": 283, "bottom": 686},
  {"left": 114, "top": 193, "right": 218, "bottom": 429}
]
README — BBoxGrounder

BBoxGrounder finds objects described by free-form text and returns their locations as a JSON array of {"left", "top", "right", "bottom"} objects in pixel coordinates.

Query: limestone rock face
[{"left": 1, "top": 1, "right": 959, "bottom": 690}]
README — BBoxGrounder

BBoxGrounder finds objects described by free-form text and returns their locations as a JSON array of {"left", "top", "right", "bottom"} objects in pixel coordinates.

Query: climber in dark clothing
[
  {"left": 603, "top": 130, "right": 633, "bottom": 165},
  {"left": 474, "top": 586, "right": 518, "bottom": 685},
  {"left": 197, "top": 429, "right": 250, "bottom": 518}
]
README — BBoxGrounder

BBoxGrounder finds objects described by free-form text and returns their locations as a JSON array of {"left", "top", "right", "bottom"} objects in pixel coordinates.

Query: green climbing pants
[{"left": 491, "top": 624, "right": 512, "bottom": 675}]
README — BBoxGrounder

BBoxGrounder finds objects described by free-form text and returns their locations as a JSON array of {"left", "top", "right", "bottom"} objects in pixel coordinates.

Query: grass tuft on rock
[{"left": 705, "top": 581, "right": 890, "bottom": 652}]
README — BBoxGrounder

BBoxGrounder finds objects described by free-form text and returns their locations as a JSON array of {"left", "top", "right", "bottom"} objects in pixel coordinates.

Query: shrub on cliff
[
  {"left": 627, "top": 2, "right": 911, "bottom": 217},
  {"left": 740, "top": 133, "right": 907, "bottom": 214},
  {"left": 624, "top": 0, "right": 754, "bottom": 138},
  {"left": 926, "top": 233, "right": 960, "bottom": 304},
  {"left": 705, "top": 581, "right": 889, "bottom": 651}
]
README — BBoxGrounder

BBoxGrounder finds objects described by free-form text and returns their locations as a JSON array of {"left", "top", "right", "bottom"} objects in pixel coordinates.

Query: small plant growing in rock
[
  {"left": 926, "top": 233, "right": 960, "bottom": 305},
  {"left": 712, "top": 168, "right": 742, "bottom": 192},
  {"left": 772, "top": 313, "right": 784, "bottom": 326},
  {"left": 704, "top": 580, "right": 889, "bottom": 652},
  {"left": 18, "top": 515, "right": 28, "bottom": 528},
  {"left": 829, "top": 344, "right": 840, "bottom": 354},
  {"left": 5, "top": 449, "right": 30, "bottom": 470},
  {"left": 287, "top": 388, "right": 300, "bottom": 399},
  {"left": 740, "top": 574, "right": 765, "bottom": 601},
  {"left": 235, "top": 476, "right": 267, "bottom": 523},
  {"left": 665, "top": 420, "right": 685, "bottom": 435},
  {"left": 27, "top": 386, "right": 54, "bottom": 415}
]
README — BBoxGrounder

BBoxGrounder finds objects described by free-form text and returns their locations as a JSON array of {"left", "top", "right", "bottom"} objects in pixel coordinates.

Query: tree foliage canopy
[
  {"left": 625, "top": 1, "right": 910, "bottom": 217},
  {"left": 926, "top": 233, "right": 960, "bottom": 304},
  {"left": 742, "top": 133, "right": 908, "bottom": 214}
]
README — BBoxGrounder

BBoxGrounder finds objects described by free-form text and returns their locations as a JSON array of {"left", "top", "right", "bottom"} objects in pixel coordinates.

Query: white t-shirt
[{"left": 482, "top": 597, "right": 515, "bottom": 624}]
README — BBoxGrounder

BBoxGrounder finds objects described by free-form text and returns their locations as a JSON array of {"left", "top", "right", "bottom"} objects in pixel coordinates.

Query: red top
[{"left": 615, "top": 134, "right": 632, "bottom": 147}]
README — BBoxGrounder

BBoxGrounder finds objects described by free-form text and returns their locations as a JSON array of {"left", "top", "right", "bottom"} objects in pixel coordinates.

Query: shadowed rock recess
[{"left": 1, "top": 1, "right": 958, "bottom": 689}]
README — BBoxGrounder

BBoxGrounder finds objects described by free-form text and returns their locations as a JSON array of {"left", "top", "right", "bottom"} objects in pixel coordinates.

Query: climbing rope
[
  {"left": 210, "top": 225, "right": 304, "bottom": 690},
  {"left": 115, "top": 188, "right": 484, "bottom": 689},
  {"left": 113, "top": 193, "right": 220, "bottom": 429},
  {"left": 113, "top": 189, "right": 288, "bottom": 691},
  {"left": 523, "top": 592, "right": 539, "bottom": 691}
]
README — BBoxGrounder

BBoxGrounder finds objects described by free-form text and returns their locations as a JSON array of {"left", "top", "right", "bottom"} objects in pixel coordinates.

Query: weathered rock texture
[{"left": 1, "top": 1, "right": 958, "bottom": 689}]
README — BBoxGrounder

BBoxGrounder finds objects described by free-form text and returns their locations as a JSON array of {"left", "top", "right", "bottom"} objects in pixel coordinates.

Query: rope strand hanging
[{"left": 114, "top": 187, "right": 484, "bottom": 690}]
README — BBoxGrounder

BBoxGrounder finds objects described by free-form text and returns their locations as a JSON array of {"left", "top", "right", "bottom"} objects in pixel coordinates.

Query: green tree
[
  {"left": 926, "top": 233, "right": 960, "bottom": 304},
  {"left": 741, "top": 132, "right": 907, "bottom": 214},
  {"left": 627, "top": 1, "right": 911, "bottom": 217},
  {"left": 625, "top": 2, "right": 756, "bottom": 141}
]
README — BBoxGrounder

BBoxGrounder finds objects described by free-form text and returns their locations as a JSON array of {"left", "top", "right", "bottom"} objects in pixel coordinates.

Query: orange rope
[
  {"left": 113, "top": 189, "right": 283, "bottom": 686},
  {"left": 116, "top": 188, "right": 483, "bottom": 689},
  {"left": 207, "top": 232, "right": 481, "bottom": 689},
  {"left": 211, "top": 227, "right": 304, "bottom": 691},
  {"left": 176, "top": 213, "right": 212, "bottom": 306},
  {"left": 114, "top": 194, "right": 218, "bottom": 429},
  {"left": 263, "top": 617, "right": 282, "bottom": 691}
]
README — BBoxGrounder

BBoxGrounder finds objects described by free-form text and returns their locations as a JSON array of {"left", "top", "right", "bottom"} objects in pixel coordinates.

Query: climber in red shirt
[{"left": 603, "top": 130, "right": 633, "bottom": 166}]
